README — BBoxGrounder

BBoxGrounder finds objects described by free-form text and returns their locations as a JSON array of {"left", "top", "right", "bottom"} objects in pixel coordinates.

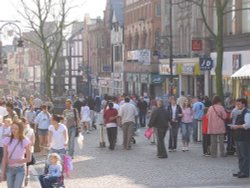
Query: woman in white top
[
  {"left": 48, "top": 115, "right": 68, "bottom": 158},
  {"left": 20, "top": 117, "right": 35, "bottom": 186},
  {"left": 80, "top": 102, "right": 91, "bottom": 134}
]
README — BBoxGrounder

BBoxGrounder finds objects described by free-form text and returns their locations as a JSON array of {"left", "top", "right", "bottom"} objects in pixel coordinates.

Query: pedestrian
[
  {"left": 33, "top": 96, "right": 43, "bottom": 112},
  {"left": 207, "top": 96, "right": 227, "bottom": 157},
  {"left": 0, "top": 120, "right": 32, "bottom": 188},
  {"left": 0, "top": 118, "right": 12, "bottom": 165},
  {"left": 0, "top": 100, "right": 8, "bottom": 118},
  {"left": 80, "top": 101, "right": 91, "bottom": 134},
  {"left": 181, "top": 99, "right": 193, "bottom": 151},
  {"left": 34, "top": 104, "right": 51, "bottom": 155},
  {"left": 148, "top": 99, "right": 169, "bottom": 158},
  {"left": 48, "top": 114, "right": 68, "bottom": 158},
  {"left": 192, "top": 97, "right": 205, "bottom": 142},
  {"left": 4, "top": 102, "right": 18, "bottom": 122},
  {"left": 39, "top": 153, "right": 62, "bottom": 188},
  {"left": 137, "top": 97, "right": 148, "bottom": 127},
  {"left": 103, "top": 102, "right": 118, "bottom": 150},
  {"left": 24, "top": 105, "right": 36, "bottom": 128},
  {"left": 118, "top": 97, "right": 138, "bottom": 150},
  {"left": 167, "top": 97, "right": 182, "bottom": 152},
  {"left": 63, "top": 99, "right": 79, "bottom": 158},
  {"left": 202, "top": 108, "right": 210, "bottom": 156},
  {"left": 177, "top": 91, "right": 187, "bottom": 108},
  {"left": 231, "top": 98, "right": 250, "bottom": 178},
  {"left": 20, "top": 117, "right": 35, "bottom": 186}
]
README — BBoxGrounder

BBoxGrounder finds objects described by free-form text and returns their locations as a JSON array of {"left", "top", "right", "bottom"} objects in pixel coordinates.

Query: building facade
[{"left": 124, "top": 0, "right": 162, "bottom": 97}]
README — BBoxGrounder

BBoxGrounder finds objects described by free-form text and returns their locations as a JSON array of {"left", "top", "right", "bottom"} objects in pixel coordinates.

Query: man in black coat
[{"left": 148, "top": 99, "right": 170, "bottom": 158}]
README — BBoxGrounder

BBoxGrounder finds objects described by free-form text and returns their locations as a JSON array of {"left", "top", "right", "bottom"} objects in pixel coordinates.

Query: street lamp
[{"left": 169, "top": 0, "right": 173, "bottom": 96}]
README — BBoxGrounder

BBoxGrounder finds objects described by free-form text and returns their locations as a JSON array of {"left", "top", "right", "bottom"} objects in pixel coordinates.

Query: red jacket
[
  {"left": 202, "top": 114, "right": 208, "bottom": 134},
  {"left": 103, "top": 108, "right": 118, "bottom": 124}
]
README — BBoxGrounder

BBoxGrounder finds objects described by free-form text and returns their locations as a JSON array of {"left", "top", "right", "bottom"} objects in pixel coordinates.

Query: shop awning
[{"left": 231, "top": 64, "right": 250, "bottom": 79}]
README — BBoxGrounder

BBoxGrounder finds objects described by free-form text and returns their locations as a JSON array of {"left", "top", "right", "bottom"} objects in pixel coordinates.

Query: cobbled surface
[{"left": 1, "top": 127, "right": 250, "bottom": 188}]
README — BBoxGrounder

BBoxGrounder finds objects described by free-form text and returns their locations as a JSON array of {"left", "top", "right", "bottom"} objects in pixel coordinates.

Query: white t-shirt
[
  {"left": 24, "top": 126, "right": 35, "bottom": 152},
  {"left": 49, "top": 123, "right": 67, "bottom": 150},
  {"left": 118, "top": 103, "right": 138, "bottom": 124},
  {"left": 0, "top": 106, "right": 8, "bottom": 118},
  {"left": 80, "top": 106, "right": 91, "bottom": 122},
  {"left": 0, "top": 125, "right": 11, "bottom": 147}
]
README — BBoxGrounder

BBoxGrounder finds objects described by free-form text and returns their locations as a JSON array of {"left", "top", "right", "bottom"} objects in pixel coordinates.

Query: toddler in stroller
[{"left": 39, "top": 153, "right": 64, "bottom": 188}]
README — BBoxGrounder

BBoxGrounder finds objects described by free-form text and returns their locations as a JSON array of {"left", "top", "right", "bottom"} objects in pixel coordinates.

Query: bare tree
[
  {"left": 187, "top": 0, "right": 250, "bottom": 101},
  {"left": 19, "top": 0, "right": 73, "bottom": 99}
]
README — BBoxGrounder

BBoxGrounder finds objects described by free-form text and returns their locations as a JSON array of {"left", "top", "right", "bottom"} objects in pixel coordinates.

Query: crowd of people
[{"left": 0, "top": 92, "right": 249, "bottom": 188}]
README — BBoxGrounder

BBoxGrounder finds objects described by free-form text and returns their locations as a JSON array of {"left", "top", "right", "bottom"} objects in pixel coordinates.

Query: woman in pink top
[
  {"left": 207, "top": 96, "right": 227, "bottom": 157},
  {"left": 0, "top": 120, "right": 31, "bottom": 188},
  {"left": 181, "top": 99, "right": 193, "bottom": 151}
]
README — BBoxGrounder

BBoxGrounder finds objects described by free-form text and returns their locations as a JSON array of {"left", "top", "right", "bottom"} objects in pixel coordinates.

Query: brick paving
[{"left": 1, "top": 127, "right": 250, "bottom": 188}]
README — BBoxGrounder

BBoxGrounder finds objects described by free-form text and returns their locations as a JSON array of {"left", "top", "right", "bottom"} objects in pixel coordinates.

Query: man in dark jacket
[
  {"left": 137, "top": 97, "right": 148, "bottom": 127},
  {"left": 231, "top": 98, "right": 250, "bottom": 178},
  {"left": 148, "top": 99, "right": 170, "bottom": 158},
  {"left": 167, "top": 97, "right": 182, "bottom": 152}
]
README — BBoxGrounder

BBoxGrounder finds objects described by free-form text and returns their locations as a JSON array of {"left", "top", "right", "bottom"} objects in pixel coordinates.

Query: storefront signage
[
  {"left": 151, "top": 74, "right": 165, "bottom": 84},
  {"left": 127, "top": 49, "right": 151, "bottom": 65},
  {"left": 159, "top": 64, "right": 171, "bottom": 75},
  {"left": 192, "top": 39, "right": 202, "bottom": 51},
  {"left": 102, "top": 65, "right": 111, "bottom": 72},
  {"left": 200, "top": 57, "right": 213, "bottom": 70},
  {"left": 182, "top": 65, "right": 194, "bottom": 74},
  {"left": 140, "top": 74, "right": 149, "bottom": 83}
]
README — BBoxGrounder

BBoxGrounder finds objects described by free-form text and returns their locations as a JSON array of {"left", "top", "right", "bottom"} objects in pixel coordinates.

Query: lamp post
[{"left": 169, "top": 0, "right": 173, "bottom": 96}]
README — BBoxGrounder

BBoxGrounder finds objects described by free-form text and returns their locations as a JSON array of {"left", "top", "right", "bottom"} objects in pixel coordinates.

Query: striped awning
[{"left": 231, "top": 64, "right": 250, "bottom": 79}]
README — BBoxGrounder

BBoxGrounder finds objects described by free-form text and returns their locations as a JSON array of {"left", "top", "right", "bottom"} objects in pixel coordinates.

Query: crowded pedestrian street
[{"left": 1, "top": 127, "right": 247, "bottom": 188}]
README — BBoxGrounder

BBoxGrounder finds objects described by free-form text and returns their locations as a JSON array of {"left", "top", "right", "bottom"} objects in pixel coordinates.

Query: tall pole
[{"left": 169, "top": 0, "right": 173, "bottom": 95}]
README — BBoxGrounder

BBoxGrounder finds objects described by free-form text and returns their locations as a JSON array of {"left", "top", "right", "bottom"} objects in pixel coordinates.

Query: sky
[{"left": 0, "top": 0, "right": 106, "bottom": 44}]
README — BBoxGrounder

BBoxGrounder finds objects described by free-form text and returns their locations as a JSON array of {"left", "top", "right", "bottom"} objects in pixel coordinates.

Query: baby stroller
[{"left": 40, "top": 152, "right": 72, "bottom": 188}]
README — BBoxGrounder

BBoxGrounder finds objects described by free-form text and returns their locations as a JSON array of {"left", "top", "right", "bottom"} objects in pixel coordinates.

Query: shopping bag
[{"left": 144, "top": 128, "right": 153, "bottom": 139}]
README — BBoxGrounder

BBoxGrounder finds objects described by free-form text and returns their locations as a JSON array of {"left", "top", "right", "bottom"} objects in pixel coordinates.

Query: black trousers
[
  {"left": 106, "top": 127, "right": 118, "bottom": 150},
  {"left": 202, "top": 134, "right": 210, "bottom": 154},
  {"left": 169, "top": 122, "right": 179, "bottom": 149},
  {"left": 156, "top": 127, "right": 168, "bottom": 157}
]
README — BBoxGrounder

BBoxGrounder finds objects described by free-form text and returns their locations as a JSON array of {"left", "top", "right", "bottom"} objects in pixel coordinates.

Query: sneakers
[
  {"left": 182, "top": 147, "right": 189, "bottom": 152},
  {"left": 203, "top": 153, "right": 211, "bottom": 157}
]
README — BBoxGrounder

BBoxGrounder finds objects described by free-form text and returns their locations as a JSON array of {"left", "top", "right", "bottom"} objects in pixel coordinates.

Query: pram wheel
[{"left": 131, "top": 137, "right": 136, "bottom": 144}]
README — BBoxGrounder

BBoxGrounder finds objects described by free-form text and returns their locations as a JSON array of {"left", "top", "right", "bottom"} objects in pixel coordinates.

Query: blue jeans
[
  {"left": 139, "top": 111, "right": 146, "bottom": 127},
  {"left": 181, "top": 123, "right": 192, "bottom": 144},
  {"left": 39, "top": 175, "right": 60, "bottom": 188},
  {"left": 6, "top": 165, "right": 25, "bottom": 188},
  {"left": 235, "top": 141, "right": 250, "bottom": 176},
  {"left": 68, "top": 126, "right": 76, "bottom": 157}
]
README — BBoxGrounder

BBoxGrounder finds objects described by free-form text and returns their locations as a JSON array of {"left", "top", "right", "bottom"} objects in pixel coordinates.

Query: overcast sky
[{"left": 0, "top": 0, "right": 106, "bottom": 44}]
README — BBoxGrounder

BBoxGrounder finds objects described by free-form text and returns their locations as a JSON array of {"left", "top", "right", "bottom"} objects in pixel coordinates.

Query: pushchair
[{"left": 40, "top": 151, "right": 72, "bottom": 188}]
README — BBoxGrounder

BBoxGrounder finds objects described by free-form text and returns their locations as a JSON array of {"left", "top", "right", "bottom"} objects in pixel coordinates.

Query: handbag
[
  {"left": 144, "top": 128, "right": 154, "bottom": 139},
  {"left": 212, "top": 106, "right": 226, "bottom": 121},
  {"left": 27, "top": 154, "right": 36, "bottom": 166}
]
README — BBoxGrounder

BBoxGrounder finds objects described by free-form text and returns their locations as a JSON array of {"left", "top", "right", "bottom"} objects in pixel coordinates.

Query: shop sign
[
  {"left": 127, "top": 49, "right": 151, "bottom": 65},
  {"left": 182, "top": 65, "right": 194, "bottom": 74},
  {"left": 200, "top": 57, "right": 213, "bottom": 70},
  {"left": 192, "top": 39, "right": 202, "bottom": 51},
  {"left": 151, "top": 75, "right": 164, "bottom": 84},
  {"left": 159, "top": 64, "right": 171, "bottom": 75},
  {"left": 102, "top": 65, "right": 111, "bottom": 72}
]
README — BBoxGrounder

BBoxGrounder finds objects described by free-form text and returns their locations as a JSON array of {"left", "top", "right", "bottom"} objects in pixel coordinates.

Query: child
[
  {"left": 202, "top": 108, "right": 210, "bottom": 156},
  {"left": 39, "top": 153, "right": 62, "bottom": 188},
  {"left": 0, "top": 118, "right": 12, "bottom": 165}
]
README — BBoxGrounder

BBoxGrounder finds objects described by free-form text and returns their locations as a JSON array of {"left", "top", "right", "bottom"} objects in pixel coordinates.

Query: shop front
[{"left": 231, "top": 64, "right": 250, "bottom": 106}]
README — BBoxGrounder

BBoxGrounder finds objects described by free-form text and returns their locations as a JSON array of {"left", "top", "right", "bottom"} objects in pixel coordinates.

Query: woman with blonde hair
[
  {"left": 181, "top": 99, "right": 193, "bottom": 151},
  {"left": 0, "top": 120, "right": 31, "bottom": 188}
]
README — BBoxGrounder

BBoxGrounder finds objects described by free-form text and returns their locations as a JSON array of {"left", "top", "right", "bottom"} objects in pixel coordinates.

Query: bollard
[
  {"left": 99, "top": 123, "right": 106, "bottom": 148},
  {"left": 197, "top": 120, "right": 203, "bottom": 142},
  {"left": 96, "top": 112, "right": 106, "bottom": 148}
]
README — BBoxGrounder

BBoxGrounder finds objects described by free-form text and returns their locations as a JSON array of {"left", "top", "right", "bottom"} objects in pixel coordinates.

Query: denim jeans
[
  {"left": 67, "top": 126, "right": 76, "bottom": 157},
  {"left": 169, "top": 122, "right": 179, "bottom": 150},
  {"left": 181, "top": 123, "right": 192, "bottom": 144},
  {"left": 139, "top": 111, "right": 146, "bottom": 127},
  {"left": 6, "top": 165, "right": 25, "bottom": 188},
  {"left": 235, "top": 141, "right": 250, "bottom": 176},
  {"left": 39, "top": 175, "right": 60, "bottom": 188}
]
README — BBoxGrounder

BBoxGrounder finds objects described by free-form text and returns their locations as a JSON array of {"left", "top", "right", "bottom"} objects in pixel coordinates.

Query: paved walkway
[{"left": 1, "top": 126, "right": 250, "bottom": 188}]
